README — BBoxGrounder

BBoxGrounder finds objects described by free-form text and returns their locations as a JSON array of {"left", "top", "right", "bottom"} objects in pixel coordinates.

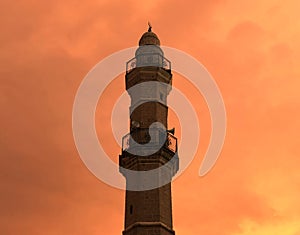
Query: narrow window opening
[
  {"left": 160, "top": 92, "right": 164, "bottom": 101},
  {"left": 130, "top": 205, "right": 133, "bottom": 214}
]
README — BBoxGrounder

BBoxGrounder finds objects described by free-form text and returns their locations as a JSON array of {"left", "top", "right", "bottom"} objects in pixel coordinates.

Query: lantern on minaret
[{"left": 119, "top": 24, "right": 179, "bottom": 235}]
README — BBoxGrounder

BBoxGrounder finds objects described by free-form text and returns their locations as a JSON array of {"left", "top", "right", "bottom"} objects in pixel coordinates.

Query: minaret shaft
[{"left": 119, "top": 28, "right": 178, "bottom": 235}]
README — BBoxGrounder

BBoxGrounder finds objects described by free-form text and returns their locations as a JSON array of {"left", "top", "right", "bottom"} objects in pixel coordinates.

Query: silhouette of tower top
[{"left": 139, "top": 24, "right": 160, "bottom": 46}]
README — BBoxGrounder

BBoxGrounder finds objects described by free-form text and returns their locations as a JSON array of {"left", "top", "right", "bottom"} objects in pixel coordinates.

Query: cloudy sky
[{"left": 1, "top": 0, "right": 300, "bottom": 234}]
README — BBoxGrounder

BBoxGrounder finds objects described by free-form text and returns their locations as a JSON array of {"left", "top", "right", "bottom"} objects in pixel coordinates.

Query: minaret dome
[{"left": 138, "top": 23, "right": 161, "bottom": 46}]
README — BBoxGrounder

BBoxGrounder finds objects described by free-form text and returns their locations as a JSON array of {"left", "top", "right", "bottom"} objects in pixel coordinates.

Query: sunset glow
[{"left": 1, "top": 0, "right": 300, "bottom": 234}]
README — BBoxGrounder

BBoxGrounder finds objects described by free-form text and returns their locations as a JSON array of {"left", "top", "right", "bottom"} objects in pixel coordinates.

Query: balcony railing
[
  {"left": 122, "top": 129, "right": 177, "bottom": 154},
  {"left": 126, "top": 53, "right": 171, "bottom": 73}
]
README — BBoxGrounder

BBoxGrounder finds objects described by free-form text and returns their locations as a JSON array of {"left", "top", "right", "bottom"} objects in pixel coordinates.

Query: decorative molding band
[{"left": 123, "top": 221, "right": 175, "bottom": 234}]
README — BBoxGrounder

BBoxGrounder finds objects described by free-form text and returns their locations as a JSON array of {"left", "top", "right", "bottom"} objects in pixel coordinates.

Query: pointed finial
[{"left": 148, "top": 22, "right": 152, "bottom": 32}]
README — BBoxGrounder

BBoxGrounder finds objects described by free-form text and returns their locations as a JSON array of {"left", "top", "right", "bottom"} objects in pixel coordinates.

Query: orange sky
[{"left": 1, "top": 0, "right": 300, "bottom": 234}]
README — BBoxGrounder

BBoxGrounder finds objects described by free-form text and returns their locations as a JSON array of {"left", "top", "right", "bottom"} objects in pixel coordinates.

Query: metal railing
[
  {"left": 122, "top": 129, "right": 177, "bottom": 154},
  {"left": 126, "top": 53, "right": 171, "bottom": 73}
]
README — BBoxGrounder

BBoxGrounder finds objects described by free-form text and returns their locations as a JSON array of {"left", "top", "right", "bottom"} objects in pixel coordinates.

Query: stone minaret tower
[{"left": 119, "top": 25, "right": 179, "bottom": 235}]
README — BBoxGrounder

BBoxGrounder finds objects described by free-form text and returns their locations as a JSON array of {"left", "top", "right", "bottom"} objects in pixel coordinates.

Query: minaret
[{"left": 119, "top": 25, "right": 179, "bottom": 235}]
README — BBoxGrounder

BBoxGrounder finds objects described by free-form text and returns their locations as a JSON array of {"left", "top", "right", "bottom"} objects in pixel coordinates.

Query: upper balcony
[{"left": 126, "top": 53, "right": 171, "bottom": 74}]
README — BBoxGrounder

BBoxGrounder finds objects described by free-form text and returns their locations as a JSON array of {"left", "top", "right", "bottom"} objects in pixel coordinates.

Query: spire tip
[{"left": 148, "top": 22, "right": 152, "bottom": 32}]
